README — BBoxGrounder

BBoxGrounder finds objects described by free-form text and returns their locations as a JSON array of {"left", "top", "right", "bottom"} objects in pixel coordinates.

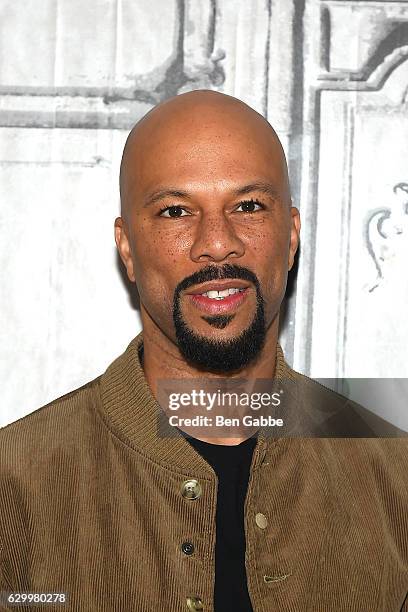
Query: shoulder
[
  {"left": 276, "top": 354, "right": 408, "bottom": 478},
  {"left": 285, "top": 368, "right": 408, "bottom": 485},
  {"left": 0, "top": 333, "right": 143, "bottom": 471},
  {"left": 286, "top": 366, "right": 408, "bottom": 438},
  {"left": 0, "top": 376, "right": 102, "bottom": 470}
]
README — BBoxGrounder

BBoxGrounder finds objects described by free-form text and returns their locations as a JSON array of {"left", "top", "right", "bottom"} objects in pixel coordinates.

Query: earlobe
[{"left": 114, "top": 217, "right": 136, "bottom": 283}]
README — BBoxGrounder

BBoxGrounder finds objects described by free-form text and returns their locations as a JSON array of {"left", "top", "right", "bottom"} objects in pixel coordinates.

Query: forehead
[{"left": 124, "top": 108, "right": 287, "bottom": 199}]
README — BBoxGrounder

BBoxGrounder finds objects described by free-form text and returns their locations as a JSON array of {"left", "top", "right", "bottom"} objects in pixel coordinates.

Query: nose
[{"left": 190, "top": 211, "right": 245, "bottom": 263}]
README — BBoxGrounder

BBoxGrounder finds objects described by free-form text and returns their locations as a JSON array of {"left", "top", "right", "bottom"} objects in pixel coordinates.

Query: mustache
[{"left": 174, "top": 264, "right": 261, "bottom": 296}]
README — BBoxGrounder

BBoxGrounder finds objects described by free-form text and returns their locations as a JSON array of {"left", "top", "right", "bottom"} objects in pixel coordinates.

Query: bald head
[{"left": 119, "top": 89, "right": 291, "bottom": 222}]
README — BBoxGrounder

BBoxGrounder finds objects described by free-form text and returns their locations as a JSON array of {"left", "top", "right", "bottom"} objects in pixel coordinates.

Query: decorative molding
[
  {"left": 0, "top": 93, "right": 153, "bottom": 129},
  {"left": 336, "top": 101, "right": 354, "bottom": 378},
  {"left": 297, "top": 0, "right": 408, "bottom": 374},
  {"left": 0, "top": 0, "right": 226, "bottom": 129},
  {"left": 318, "top": 0, "right": 408, "bottom": 84},
  {"left": 364, "top": 182, "right": 408, "bottom": 291},
  {"left": 317, "top": 44, "right": 408, "bottom": 90}
]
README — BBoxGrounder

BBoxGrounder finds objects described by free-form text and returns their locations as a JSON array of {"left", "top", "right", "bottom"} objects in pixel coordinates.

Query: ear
[
  {"left": 114, "top": 217, "right": 136, "bottom": 282},
  {"left": 288, "top": 206, "right": 301, "bottom": 271}
]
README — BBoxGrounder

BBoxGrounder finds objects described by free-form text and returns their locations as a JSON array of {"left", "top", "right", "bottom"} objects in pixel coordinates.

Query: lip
[
  {"left": 186, "top": 279, "right": 251, "bottom": 295},
  {"left": 187, "top": 287, "right": 251, "bottom": 315}
]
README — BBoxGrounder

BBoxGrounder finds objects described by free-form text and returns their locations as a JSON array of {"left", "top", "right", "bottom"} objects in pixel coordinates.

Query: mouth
[{"left": 185, "top": 280, "right": 251, "bottom": 315}]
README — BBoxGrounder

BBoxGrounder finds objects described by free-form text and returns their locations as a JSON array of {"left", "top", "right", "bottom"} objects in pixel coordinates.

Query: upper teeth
[{"left": 201, "top": 287, "right": 244, "bottom": 299}]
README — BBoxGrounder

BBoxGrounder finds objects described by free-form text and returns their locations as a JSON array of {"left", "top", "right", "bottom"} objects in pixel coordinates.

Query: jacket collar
[{"left": 99, "top": 331, "right": 297, "bottom": 476}]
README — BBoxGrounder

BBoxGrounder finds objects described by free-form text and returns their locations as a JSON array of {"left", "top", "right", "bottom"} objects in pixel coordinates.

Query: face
[{"left": 116, "top": 96, "right": 300, "bottom": 372}]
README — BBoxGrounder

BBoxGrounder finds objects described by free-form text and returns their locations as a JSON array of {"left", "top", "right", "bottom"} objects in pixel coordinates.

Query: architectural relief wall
[
  {"left": 297, "top": 0, "right": 408, "bottom": 380},
  {"left": 1, "top": 0, "right": 407, "bottom": 426}
]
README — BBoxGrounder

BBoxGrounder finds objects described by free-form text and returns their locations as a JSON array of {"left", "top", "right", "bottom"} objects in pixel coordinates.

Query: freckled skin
[{"left": 115, "top": 90, "right": 300, "bottom": 430}]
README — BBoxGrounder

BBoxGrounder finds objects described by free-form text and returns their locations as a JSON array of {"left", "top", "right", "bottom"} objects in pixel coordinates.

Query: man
[{"left": 1, "top": 91, "right": 407, "bottom": 611}]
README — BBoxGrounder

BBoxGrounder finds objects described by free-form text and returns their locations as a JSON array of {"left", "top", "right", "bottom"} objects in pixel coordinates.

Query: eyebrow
[
  {"left": 144, "top": 189, "right": 190, "bottom": 207},
  {"left": 143, "top": 181, "right": 280, "bottom": 208},
  {"left": 233, "top": 182, "right": 280, "bottom": 200}
]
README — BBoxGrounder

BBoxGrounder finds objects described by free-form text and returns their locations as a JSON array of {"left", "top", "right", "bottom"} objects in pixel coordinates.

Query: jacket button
[
  {"left": 186, "top": 596, "right": 204, "bottom": 610},
  {"left": 181, "top": 541, "right": 195, "bottom": 555},
  {"left": 255, "top": 513, "right": 268, "bottom": 529},
  {"left": 181, "top": 479, "right": 202, "bottom": 500}
]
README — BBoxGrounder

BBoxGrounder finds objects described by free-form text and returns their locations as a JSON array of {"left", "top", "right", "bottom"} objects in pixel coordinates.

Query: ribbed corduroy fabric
[{"left": 0, "top": 332, "right": 407, "bottom": 611}]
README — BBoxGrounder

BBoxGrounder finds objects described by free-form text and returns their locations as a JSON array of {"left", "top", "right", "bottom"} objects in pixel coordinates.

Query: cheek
[
  {"left": 134, "top": 219, "right": 191, "bottom": 267},
  {"left": 254, "top": 232, "right": 290, "bottom": 303},
  {"left": 134, "top": 254, "right": 173, "bottom": 311},
  {"left": 131, "top": 228, "right": 188, "bottom": 320}
]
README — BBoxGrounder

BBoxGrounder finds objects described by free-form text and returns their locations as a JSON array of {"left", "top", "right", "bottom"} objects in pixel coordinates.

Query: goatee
[{"left": 173, "top": 264, "right": 266, "bottom": 373}]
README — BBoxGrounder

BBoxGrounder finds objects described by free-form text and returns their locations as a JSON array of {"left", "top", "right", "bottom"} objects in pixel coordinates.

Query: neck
[{"left": 139, "top": 307, "right": 280, "bottom": 445}]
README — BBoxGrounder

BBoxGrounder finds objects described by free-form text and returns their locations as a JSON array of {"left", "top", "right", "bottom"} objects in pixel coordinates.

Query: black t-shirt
[{"left": 186, "top": 435, "right": 257, "bottom": 611}]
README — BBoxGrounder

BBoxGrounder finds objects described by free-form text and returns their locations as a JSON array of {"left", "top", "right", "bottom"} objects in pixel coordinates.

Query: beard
[{"left": 172, "top": 264, "right": 266, "bottom": 373}]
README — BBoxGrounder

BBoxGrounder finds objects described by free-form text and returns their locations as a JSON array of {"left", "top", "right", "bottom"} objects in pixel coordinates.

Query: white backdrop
[{"left": 1, "top": 0, "right": 408, "bottom": 428}]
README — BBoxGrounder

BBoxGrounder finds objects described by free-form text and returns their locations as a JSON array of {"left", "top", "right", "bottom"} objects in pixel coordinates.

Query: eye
[
  {"left": 158, "top": 205, "right": 190, "bottom": 218},
  {"left": 235, "top": 199, "right": 264, "bottom": 213}
]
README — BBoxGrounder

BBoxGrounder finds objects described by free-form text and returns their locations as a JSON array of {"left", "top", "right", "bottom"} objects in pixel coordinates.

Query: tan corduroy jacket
[{"left": 1, "top": 332, "right": 407, "bottom": 611}]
